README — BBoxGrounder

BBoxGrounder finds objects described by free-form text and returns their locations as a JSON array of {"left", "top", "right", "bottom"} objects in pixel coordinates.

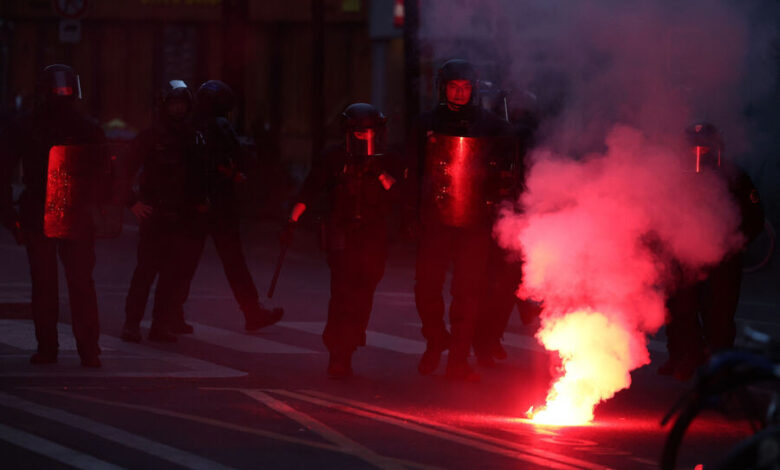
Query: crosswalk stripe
[
  {"left": 279, "top": 321, "right": 428, "bottom": 355},
  {"left": 0, "top": 319, "right": 245, "bottom": 378},
  {"left": 0, "top": 392, "right": 239, "bottom": 470},
  {"left": 0, "top": 319, "right": 102, "bottom": 352},
  {"left": 140, "top": 321, "right": 319, "bottom": 354},
  {"left": 0, "top": 422, "right": 125, "bottom": 470}
]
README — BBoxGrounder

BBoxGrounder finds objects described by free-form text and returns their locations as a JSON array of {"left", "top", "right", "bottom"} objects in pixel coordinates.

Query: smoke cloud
[{"left": 419, "top": 0, "right": 777, "bottom": 421}]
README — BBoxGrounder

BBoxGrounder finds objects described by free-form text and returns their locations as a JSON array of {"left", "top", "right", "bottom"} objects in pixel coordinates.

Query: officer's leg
[
  {"left": 211, "top": 214, "right": 261, "bottom": 316},
  {"left": 353, "top": 227, "right": 389, "bottom": 347},
  {"left": 474, "top": 244, "right": 517, "bottom": 363},
  {"left": 25, "top": 232, "right": 59, "bottom": 360},
  {"left": 148, "top": 232, "right": 179, "bottom": 341},
  {"left": 448, "top": 229, "right": 491, "bottom": 378},
  {"left": 704, "top": 254, "right": 742, "bottom": 352},
  {"left": 414, "top": 223, "right": 453, "bottom": 349},
  {"left": 124, "top": 221, "right": 161, "bottom": 330},
  {"left": 168, "top": 233, "right": 207, "bottom": 331},
  {"left": 58, "top": 238, "right": 100, "bottom": 362},
  {"left": 664, "top": 283, "right": 705, "bottom": 379}
]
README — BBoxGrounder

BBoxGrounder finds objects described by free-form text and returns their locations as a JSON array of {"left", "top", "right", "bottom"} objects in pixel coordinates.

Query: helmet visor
[
  {"left": 693, "top": 145, "right": 720, "bottom": 173},
  {"left": 49, "top": 71, "right": 82, "bottom": 99},
  {"left": 346, "top": 127, "right": 386, "bottom": 157}
]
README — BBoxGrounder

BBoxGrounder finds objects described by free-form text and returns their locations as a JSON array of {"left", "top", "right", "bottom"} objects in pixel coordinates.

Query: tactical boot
[
  {"left": 245, "top": 306, "right": 284, "bottom": 332},
  {"left": 148, "top": 326, "right": 178, "bottom": 343},
  {"left": 30, "top": 352, "right": 58, "bottom": 365},
  {"left": 121, "top": 324, "right": 142, "bottom": 343},
  {"left": 170, "top": 321, "right": 194, "bottom": 334},
  {"left": 327, "top": 351, "right": 353, "bottom": 378},
  {"left": 445, "top": 360, "right": 481, "bottom": 382},
  {"left": 418, "top": 343, "right": 447, "bottom": 375},
  {"left": 80, "top": 355, "right": 102, "bottom": 368}
]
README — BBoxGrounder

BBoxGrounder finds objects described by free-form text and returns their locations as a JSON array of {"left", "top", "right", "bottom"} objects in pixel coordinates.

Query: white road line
[
  {"left": 272, "top": 389, "right": 598, "bottom": 470},
  {"left": 238, "top": 389, "right": 406, "bottom": 470},
  {"left": 298, "top": 389, "right": 610, "bottom": 470},
  {"left": 0, "top": 319, "right": 107, "bottom": 352},
  {"left": 42, "top": 388, "right": 441, "bottom": 470},
  {"left": 0, "top": 319, "right": 245, "bottom": 378},
  {"left": 279, "top": 321, "right": 428, "bottom": 354},
  {"left": 0, "top": 423, "right": 125, "bottom": 470},
  {"left": 140, "top": 320, "right": 318, "bottom": 354},
  {"left": 0, "top": 392, "right": 239, "bottom": 470}
]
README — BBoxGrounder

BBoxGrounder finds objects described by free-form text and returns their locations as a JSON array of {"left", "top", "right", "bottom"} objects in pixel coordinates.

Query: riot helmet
[
  {"left": 342, "top": 103, "right": 387, "bottom": 158},
  {"left": 196, "top": 80, "right": 235, "bottom": 118},
  {"left": 160, "top": 80, "right": 193, "bottom": 122},
  {"left": 436, "top": 59, "right": 478, "bottom": 111},
  {"left": 685, "top": 121, "right": 722, "bottom": 173},
  {"left": 36, "top": 64, "right": 82, "bottom": 105}
]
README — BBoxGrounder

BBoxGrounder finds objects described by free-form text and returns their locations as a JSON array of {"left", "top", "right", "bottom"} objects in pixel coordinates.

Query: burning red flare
[{"left": 527, "top": 310, "right": 641, "bottom": 426}]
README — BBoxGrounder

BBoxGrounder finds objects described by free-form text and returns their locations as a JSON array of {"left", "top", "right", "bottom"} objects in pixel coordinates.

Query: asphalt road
[{"left": 0, "top": 218, "right": 777, "bottom": 470}]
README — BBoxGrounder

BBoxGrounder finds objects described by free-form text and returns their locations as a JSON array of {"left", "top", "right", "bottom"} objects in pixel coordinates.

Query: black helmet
[
  {"left": 159, "top": 80, "right": 193, "bottom": 122},
  {"left": 685, "top": 121, "right": 723, "bottom": 172},
  {"left": 436, "top": 59, "right": 478, "bottom": 108},
  {"left": 196, "top": 80, "right": 235, "bottom": 118},
  {"left": 36, "top": 64, "right": 81, "bottom": 104},
  {"left": 341, "top": 103, "right": 387, "bottom": 157}
]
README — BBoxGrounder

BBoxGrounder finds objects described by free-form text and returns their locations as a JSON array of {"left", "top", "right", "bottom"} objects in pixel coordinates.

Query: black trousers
[
  {"left": 209, "top": 213, "right": 261, "bottom": 318},
  {"left": 322, "top": 222, "right": 388, "bottom": 354},
  {"left": 473, "top": 242, "right": 524, "bottom": 356},
  {"left": 125, "top": 220, "right": 205, "bottom": 329},
  {"left": 25, "top": 232, "right": 100, "bottom": 358},
  {"left": 666, "top": 253, "right": 743, "bottom": 362},
  {"left": 414, "top": 222, "right": 491, "bottom": 364}
]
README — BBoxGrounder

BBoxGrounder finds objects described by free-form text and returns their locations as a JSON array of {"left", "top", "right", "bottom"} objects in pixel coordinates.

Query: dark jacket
[
  {"left": 297, "top": 145, "right": 404, "bottom": 229},
  {"left": 128, "top": 120, "right": 209, "bottom": 233}
]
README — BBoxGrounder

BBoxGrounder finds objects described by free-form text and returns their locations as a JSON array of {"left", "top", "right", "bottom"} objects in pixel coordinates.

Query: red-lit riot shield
[
  {"left": 44, "top": 144, "right": 127, "bottom": 239},
  {"left": 423, "top": 134, "right": 515, "bottom": 227}
]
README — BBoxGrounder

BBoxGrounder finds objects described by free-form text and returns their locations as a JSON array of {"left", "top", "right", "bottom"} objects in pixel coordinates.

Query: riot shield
[
  {"left": 423, "top": 134, "right": 515, "bottom": 227},
  {"left": 44, "top": 144, "right": 128, "bottom": 239}
]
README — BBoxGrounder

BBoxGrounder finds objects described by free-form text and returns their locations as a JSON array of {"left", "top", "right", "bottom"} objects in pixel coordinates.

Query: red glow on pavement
[
  {"left": 694, "top": 465, "right": 703, "bottom": 470},
  {"left": 696, "top": 145, "right": 701, "bottom": 173}
]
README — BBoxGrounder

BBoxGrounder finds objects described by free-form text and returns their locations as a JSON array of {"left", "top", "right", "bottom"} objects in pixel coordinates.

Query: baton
[{"left": 267, "top": 242, "right": 289, "bottom": 299}]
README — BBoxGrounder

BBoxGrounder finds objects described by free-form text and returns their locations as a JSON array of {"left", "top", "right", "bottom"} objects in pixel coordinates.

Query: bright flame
[{"left": 528, "top": 310, "right": 641, "bottom": 426}]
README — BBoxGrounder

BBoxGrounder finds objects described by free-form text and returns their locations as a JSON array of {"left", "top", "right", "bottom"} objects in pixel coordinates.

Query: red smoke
[{"left": 495, "top": 125, "right": 744, "bottom": 424}]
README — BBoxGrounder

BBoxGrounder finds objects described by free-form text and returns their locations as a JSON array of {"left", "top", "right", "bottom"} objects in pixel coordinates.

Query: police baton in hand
[{"left": 267, "top": 221, "right": 296, "bottom": 299}]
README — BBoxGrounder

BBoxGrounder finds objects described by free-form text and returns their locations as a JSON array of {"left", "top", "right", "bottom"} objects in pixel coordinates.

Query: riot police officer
[
  {"left": 190, "top": 80, "right": 282, "bottom": 331},
  {"left": 288, "top": 103, "right": 400, "bottom": 377},
  {"left": 410, "top": 59, "right": 514, "bottom": 381},
  {"left": 121, "top": 80, "right": 209, "bottom": 343},
  {"left": 660, "top": 122, "right": 764, "bottom": 380},
  {"left": 0, "top": 64, "right": 106, "bottom": 367}
]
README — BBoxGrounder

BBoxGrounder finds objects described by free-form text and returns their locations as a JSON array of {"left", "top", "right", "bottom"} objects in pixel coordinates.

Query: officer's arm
[{"left": 289, "top": 147, "right": 335, "bottom": 222}]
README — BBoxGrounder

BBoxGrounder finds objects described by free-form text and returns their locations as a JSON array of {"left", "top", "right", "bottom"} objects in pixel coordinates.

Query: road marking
[
  {"left": 0, "top": 319, "right": 107, "bottom": 352},
  {"left": 0, "top": 319, "right": 245, "bottom": 378},
  {"left": 237, "top": 389, "right": 407, "bottom": 470},
  {"left": 293, "top": 389, "right": 608, "bottom": 470},
  {"left": 38, "top": 388, "right": 439, "bottom": 470},
  {"left": 141, "top": 320, "right": 318, "bottom": 354},
  {"left": 0, "top": 422, "right": 125, "bottom": 470},
  {"left": 279, "top": 321, "right": 428, "bottom": 354},
  {"left": 0, "top": 392, "right": 239, "bottom": 470}
]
